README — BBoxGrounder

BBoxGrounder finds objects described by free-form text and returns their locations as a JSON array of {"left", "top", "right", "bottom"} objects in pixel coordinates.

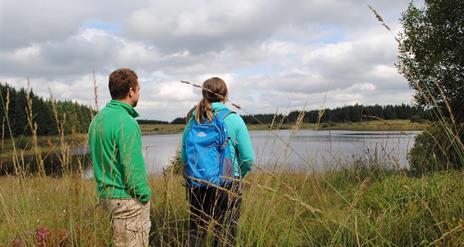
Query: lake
[{"left": 85, "top": 129, "right": 420, "bottom": 177}]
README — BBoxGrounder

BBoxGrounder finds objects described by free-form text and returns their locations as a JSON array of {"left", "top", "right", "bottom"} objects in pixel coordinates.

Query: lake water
[
  {"left": 143, "top": 130, "right": 419, "bottom": 173},
  {"left": 85, "top": 129, "right": 419, "bottom": 177}
]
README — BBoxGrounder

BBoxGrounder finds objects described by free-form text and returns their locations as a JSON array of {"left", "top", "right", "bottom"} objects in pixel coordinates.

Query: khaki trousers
[{"left": 100, "top": 198, "right": 151, "bottom": 247}]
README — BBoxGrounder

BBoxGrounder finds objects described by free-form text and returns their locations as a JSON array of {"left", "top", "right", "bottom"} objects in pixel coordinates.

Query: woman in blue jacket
[{"left": 181, "top": 77, "right": 254, "bottom": 246}]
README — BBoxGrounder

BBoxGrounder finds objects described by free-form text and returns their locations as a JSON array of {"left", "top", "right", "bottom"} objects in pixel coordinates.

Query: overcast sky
[{"left": 0, "top": 0, "right": 424, "bottom": 121}]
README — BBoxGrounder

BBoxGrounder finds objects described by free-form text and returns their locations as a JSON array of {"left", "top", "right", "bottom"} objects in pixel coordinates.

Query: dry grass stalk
[
  {"left": 291, "top": 103, "right": 307, "bottom": 135},
  {"left": 93, "top": 70, "right": 99, "bottom": 114},
  {"left": 25, "top": 79, "right": 45, "bottom": 176},
  {"left": 0, "top": 87, "right": 22, "bottom": 179},
  {"left": 329, "top": 178, "right": 371, "bottom": 246},
  {"left": 316, "top": 89, "right": 329, "bottom": 130},
  {"left": 49, "top": 89, "right": 69, "bottom": 175},
  {"left": 368, "top": 4, "right": 400, "bottom": 43},
  {"left": 1, "top": 88, "right": 7, "bottom": 168}
]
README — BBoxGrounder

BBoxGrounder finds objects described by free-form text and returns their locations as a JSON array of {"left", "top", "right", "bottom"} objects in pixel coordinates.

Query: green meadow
[{"left": 1, "top": 162, "right": 464, "bottom": 246}]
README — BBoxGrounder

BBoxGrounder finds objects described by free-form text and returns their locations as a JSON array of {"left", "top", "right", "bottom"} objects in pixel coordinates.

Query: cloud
[
  {"left": 0, "top": 0, "right": 144, "bottom": 49},
  {"left": 123, "top": 0, "right": 288, "bottom": 54},
  {"left": 0, "top": 0, "right": 424, "bottom": 121}
]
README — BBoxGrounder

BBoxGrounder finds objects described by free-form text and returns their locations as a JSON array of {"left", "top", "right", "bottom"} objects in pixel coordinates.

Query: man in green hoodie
[{"left": 88, "top": 68, "right": 152, "bottom": 247}]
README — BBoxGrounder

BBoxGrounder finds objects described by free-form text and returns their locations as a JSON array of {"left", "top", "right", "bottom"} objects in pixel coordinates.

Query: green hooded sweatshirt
[{"left": 88, "top": 100, "right": 152, "bottom": 203}]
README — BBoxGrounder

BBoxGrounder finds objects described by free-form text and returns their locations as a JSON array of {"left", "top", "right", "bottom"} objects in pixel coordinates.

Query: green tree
[
  {"left": 0, "top": 83, "right": 94, "bottom": 137},
  {"left": 398, "top": 0, "right": 464, "bottom": 172},
  {"left": 12, "top": 89, "right": 28, "bottom": 136},
  {"left": 397, "top": 0, "right": 464, "bottom": 124}
]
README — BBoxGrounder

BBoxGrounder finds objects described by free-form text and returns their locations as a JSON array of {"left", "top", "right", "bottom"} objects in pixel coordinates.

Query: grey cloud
[
  {"left": 123, "top": 0, "right": 286, "bottom": 54},
  {"left": 0, "top": 30, "right": 120, "bottom": 79},
  {"left": 0, "top": 0, "right": 145, "bottom": 50},
  {"left": 0, "top": 0, "right": 423, "bottom": 121},
  {"left": 121, "top": 0, "right": 422, "bottom": 54}
]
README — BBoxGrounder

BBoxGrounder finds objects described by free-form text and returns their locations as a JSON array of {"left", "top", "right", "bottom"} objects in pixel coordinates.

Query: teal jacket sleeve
[
  {"left": 233, "top": 116, "right": 255, "bottom": 177},
  {"left": 117, "top": 120, "right": 152, "bottom": 203}
]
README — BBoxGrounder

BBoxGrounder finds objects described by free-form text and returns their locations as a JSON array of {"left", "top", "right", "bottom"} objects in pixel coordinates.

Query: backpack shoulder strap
[{"left": 215, "top": 108, "right": 236, "bottom": 121}]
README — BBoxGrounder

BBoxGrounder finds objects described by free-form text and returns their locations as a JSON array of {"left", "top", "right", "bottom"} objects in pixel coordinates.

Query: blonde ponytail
[{"left": 194, "top": 98, "right": 214, "bottom": 123}]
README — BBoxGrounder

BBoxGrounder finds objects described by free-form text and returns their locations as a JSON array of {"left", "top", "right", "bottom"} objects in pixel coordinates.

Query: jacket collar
[
  {"left": 211, "top": 102, "right": 227, "bottom": 112},
  {"left": 108, "top": 100, "right": 139, "bottom": 118}
]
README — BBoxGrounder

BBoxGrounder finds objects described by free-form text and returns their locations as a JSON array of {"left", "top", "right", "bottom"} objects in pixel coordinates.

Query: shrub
[{"left": 408, "top": 121, "right": 464, "bottom": 174}]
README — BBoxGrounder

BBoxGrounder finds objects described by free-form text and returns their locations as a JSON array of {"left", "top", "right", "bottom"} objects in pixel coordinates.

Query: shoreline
[{"left": 140, "top": 120, "right": 428, "bottom": 135}]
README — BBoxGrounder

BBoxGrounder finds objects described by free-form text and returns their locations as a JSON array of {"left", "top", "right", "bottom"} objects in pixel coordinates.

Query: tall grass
[
  {"left": 1, "top": 87, "right": 464, "bottom": 246},
  {"left": 3, "top": 164, "right": 464, "bottom": 245}
]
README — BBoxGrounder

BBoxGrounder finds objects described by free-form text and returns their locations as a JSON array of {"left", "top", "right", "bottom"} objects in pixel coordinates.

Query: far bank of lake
[{"left": 139, "top": 120, "right": 427, "bottom": 135}]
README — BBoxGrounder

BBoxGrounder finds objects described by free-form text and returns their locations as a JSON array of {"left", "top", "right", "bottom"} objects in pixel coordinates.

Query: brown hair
[
  {"left": 194, "top": 77, "right": 228, "bottom": 123},
  {"left": 108, "top": 68, "right": 138, "bottom": 99}
]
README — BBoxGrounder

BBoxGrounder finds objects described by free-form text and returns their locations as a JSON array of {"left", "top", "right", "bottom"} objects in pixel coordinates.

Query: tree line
[
  {"left": 137, "top": 119, "right": 169, "bottom": 125},
  {"left": 241, "top": 104, "right": 421, "bottom": 125},
  {"left": 0, "top": 83, "right": 426, "bottom": 138},
  {"left": 0, "top": 83, "right": 94, "bottom": 137},
  {"left": 170, "top": 104, "right": 423, "bottom": 125}
]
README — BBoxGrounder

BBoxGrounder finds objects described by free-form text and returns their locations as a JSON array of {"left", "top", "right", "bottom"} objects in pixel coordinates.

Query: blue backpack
[{"left": 184, "top": 109, "right": 235, "bottom": 187}]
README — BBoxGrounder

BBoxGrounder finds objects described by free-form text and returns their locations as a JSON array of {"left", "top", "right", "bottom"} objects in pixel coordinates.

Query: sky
[{"left": 0, "top": 0, "right": 424, "bottom": 121}]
